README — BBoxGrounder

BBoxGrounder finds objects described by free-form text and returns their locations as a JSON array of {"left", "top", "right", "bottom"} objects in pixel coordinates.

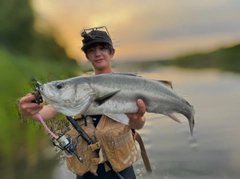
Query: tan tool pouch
[
  {"left": 65, "top": 117, "right": 98, "bottom": 176},
  {"left": 96, "top": 115, "right": 139, "bottom": 172}
]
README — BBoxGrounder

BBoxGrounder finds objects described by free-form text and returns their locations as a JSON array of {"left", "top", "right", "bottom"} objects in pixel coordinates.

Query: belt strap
[
  {"left": 134, "top": 131, "right": 152, "bottom": 172},
  {"left": 88, "top": 141, "right": 101, "bottom": 151}
]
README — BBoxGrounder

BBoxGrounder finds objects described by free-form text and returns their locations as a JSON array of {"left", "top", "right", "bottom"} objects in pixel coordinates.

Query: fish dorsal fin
[
  {"left": 112, "top": 72, "right": 140, "bottom": 77},
  {"left": 158, "top": 80, "right": 173, "bottom": 89},
  {"left": 94, "top": 90, "right": 121, "bottom": 105}
]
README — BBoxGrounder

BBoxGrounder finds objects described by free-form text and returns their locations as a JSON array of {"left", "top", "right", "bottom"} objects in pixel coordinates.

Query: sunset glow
[{"left": 31, "top": 0, "right": 240, "bottom": 63}]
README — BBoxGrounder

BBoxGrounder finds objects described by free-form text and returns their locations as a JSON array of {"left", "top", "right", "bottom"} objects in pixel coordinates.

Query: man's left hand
[{"left": 127, "top": 99, "right": 146, "bottom": 129}]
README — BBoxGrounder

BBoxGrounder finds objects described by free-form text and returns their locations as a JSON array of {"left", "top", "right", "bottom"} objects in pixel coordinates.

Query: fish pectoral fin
[
  {"left": 158, "top": 80, "right": 173, "bottom": 89},
  {"left": 166, "top": 113, "right": 181, "bottom": 123},
  {"left": 94, "top": 90, "right": 121, "bottom": 106}
]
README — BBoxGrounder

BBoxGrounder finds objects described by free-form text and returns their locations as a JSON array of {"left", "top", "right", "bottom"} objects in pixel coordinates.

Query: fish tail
[
  {"left": 189, "top": 106, "right": 195, "bottom": 136},
  {"left": 189, "top": 117, "right": 195, "bottom": 136}
]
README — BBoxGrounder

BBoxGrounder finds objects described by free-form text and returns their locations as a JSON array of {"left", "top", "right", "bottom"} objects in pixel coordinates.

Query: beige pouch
[
  {"left": 65, "top": 118, "right": 98, "bottom": 176},
  {"left": 96, "top": 115, "right": 139, "bottom": 172}
]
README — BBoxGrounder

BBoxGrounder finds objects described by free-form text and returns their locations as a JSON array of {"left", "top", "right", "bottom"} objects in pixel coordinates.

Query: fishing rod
[{"left": 31, "top": 79, "right": 125, "bottom": 179}]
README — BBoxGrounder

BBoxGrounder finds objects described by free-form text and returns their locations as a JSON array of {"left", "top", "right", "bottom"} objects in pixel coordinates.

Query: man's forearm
[{"left": 30, "top": 104, "right": 58, "bottom": 121}]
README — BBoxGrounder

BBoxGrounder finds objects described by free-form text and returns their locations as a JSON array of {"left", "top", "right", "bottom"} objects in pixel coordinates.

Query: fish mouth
[{"left": 40, "top": 84, "right": 55, "bottom": 100}]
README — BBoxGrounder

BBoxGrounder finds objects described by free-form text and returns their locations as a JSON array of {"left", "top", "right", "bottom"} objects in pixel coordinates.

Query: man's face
[{"left": 86, "top": 44, "right": 115, "bottom": 71}]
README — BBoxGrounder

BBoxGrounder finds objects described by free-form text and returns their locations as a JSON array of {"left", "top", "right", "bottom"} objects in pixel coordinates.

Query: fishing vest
[{"left": 65, "top": 115, "right": 139, "bottom": 176}]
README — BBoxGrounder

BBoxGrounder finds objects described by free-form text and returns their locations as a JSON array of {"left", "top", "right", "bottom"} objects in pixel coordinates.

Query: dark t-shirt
[
  {"left": 89, "top": 115, "right": 102, "bottom": 127},
  {"left": 76, "top": 164, "right": 136, "bottom": 179}
]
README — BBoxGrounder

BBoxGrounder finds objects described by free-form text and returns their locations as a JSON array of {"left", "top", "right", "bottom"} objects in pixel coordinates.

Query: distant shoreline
[{"left": 115, "top": 43, "right": 240, "bottom": 74}]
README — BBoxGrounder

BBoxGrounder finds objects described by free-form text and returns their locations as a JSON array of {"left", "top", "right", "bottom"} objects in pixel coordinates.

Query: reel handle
[{"left": 53, "top": 135, "right": 83, "bottom": 163}]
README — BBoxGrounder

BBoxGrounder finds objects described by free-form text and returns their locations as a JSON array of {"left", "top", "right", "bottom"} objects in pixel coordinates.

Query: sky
[{"left": 31, "top": 0, "right": 240, "bottom": 63}]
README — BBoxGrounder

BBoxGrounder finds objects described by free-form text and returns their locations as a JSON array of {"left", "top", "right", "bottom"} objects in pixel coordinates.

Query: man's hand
[
  {"left": 19, "top": 94, "right": 44, "bottom": 118},
  {"left": 19, "top": 94, "right": 58, "bottom": 121},
  {"left": 127, "top": 99, "right": 146, "bottom": 129}
]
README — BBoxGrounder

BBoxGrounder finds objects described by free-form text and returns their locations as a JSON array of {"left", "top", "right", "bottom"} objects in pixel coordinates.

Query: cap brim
[{"left": 81, "top": 40, "right": 112, "bottom": 52}]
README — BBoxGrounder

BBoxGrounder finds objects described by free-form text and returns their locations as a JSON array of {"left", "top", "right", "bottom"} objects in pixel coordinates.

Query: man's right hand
[{"left": 18, "top": 93, "right": 44, "bottom": 118}]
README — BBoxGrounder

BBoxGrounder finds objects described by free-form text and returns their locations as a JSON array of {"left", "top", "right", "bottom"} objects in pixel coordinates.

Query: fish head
[{"left": 40, "top": 78, "right": 94, "bottom": 116}]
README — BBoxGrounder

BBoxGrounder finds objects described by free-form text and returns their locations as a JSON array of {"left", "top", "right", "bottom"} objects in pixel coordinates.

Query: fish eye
[{"left": 56, "top": 82, "right": 64, "bottom": 89}]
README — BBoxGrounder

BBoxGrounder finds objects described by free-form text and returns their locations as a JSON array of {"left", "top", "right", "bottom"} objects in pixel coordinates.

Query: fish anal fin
[
  {"left": 158, "top": 80, "right": 173, "bottom": 89},
  {"left": 94, "top": 90, "right": 121, "bottom": 105},
  {"left": 166, "top": 113, "right": 181, "bottom": 123}
]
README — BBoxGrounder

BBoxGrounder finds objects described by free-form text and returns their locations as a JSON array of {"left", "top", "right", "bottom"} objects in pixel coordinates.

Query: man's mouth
[{"left": 95, "top": 59, "right": 103, "bottom": 63}]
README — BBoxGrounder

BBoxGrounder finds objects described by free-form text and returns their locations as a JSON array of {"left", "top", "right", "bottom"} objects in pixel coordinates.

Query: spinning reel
[{"left": 52, "top": 134, "right": 83, "bottom": 162}]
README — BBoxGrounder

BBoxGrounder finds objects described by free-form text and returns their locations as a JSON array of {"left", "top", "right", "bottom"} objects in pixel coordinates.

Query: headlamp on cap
[{"left": 81, "top": 26, "right": 113, "bottom": 52}]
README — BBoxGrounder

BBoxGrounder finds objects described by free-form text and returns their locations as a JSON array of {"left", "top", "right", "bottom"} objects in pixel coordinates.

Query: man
[{"left": 18, "top": 26, "right": 146, "bottom": 179}]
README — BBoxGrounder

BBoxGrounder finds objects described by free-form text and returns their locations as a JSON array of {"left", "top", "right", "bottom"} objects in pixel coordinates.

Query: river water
[{"left": 53, "top": 67, "right": 240, "bottom": 179}]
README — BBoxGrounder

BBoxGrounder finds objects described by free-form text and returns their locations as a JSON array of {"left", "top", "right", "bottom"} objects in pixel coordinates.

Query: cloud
[{"left": 31, "top": 0, "right": 240, "bottom": 62}]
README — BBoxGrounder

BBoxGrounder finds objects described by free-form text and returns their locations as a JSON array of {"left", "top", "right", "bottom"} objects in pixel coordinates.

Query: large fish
[{"left": 40, "top": 73, "right": 195, "bottom": 135}]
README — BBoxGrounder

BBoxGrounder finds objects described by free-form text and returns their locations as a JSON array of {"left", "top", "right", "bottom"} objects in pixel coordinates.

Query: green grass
[{"left": 0, "top": 48, "right": 86, "bottom": 179}]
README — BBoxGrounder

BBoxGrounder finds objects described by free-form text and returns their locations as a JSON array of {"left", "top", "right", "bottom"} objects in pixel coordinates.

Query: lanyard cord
[{"left": 36, "top": 113, "right": 59, "bottom": 139}]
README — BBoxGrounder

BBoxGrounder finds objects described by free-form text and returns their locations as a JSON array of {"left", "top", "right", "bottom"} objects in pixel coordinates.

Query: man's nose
[{"left": 95, "top": 49, "right": 101, "bottom": 56}]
